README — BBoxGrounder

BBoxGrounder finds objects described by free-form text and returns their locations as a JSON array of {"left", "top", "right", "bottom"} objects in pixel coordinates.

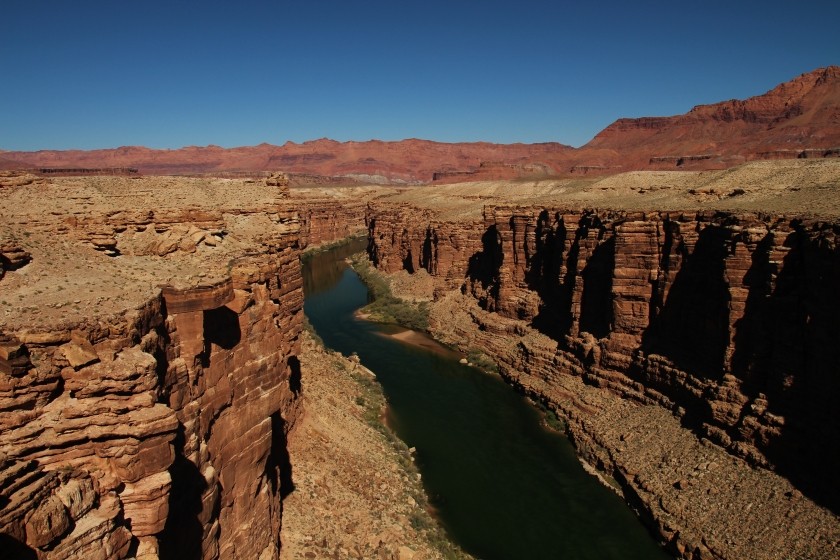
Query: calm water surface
[{"left": 302, "top": 240, "right": 670, "bottom": 560}]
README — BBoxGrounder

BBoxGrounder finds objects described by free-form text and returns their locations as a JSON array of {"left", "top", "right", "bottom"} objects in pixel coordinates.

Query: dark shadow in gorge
[
  {"left": 421, "top": 228, "right": 434, "bottom": 273},
  {"left": 527, "top": 212, "right": 615, "bottom": 341},
  {"left": 400, "top": 228, "right": 417, "bottom": 273},
  {"left": 635, "top": 222, "right": 840, "bottom": 513},
  {"left": 729, "top": 233, "right": 776, "bottom": 390},
  {"left": 632, "top": 223, "right": 734, "bottom": 458},
  {"left": 527, "top": 210, "right": 574, "bottom": 339},
  {"left": 288, "top": 355, "right": 302, "bottom": 396},
  {"left": 756, "top": 227, "right": 840, "bottom": 513},
  {"left": 267, "top": 412, "right": 294, "bottom": 499},
  {"left": 159, "top": 425, "right": 207, "bottom": 560},
  {"left": 465, "top": 225, "right": 502, "bottom": 310},
  {"left": 579, "top": 236, "right": 615, "bottom": 339},
  {"left": 203, "top": 306, "right": 241, "bottom": 350},
  {"left": 0, "top": 535, "right": 37, "bottom": 560},
  {"left": 641, "top": 224, "right": 731, "bottom": 381}
]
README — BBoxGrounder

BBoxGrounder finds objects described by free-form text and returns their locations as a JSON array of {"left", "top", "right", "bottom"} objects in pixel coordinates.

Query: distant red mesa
[{"left": 2, "top": 66, "right": 839, "bottom": 183}]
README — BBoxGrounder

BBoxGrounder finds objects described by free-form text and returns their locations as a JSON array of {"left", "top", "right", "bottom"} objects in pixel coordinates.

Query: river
[{"left": 302, "top": 239, "right": 671, "bottom": 560}]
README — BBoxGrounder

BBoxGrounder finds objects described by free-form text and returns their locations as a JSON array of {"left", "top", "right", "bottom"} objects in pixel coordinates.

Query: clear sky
[{"left": 2, "top": 0, "right": 838, "bottom": 150}]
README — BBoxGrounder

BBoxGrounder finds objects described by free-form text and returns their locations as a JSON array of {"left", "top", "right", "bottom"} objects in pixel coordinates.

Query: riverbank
[
  {"left": 349, "top": 254, "right": 430, "bottom": 331},
  {"left": 303, "top": 239, "right": 675, "bottom": 559},
  {"left": 353, "top": 316, "right": 463, "bottom": 358},
  {"left": 281, "top": 332, "right": 472, "bottom": 560},
  {"left": 426, "top": 290, "right": 840, "bottom": 560},
  {"left": 350, "top": 237, "right": 840, "bottom": 559}
]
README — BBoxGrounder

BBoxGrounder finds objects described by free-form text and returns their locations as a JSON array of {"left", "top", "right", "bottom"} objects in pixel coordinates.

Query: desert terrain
[
  {"left": 2, "top": 63, "right": 840, "bottom": 560},
  {"left": 0, "top": 158, "right": 838, "bottom": 558}
]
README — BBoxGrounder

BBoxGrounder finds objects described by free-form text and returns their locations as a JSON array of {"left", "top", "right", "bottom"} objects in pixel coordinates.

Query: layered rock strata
[
  {"left": 0, "top": 177, "right": 307, "bottom": 559},
  {"left": 298, "top": 201, "right": 369, "bottom": 248},
  {"left": 367, "top": 204, "right": 840, "bottom": 559}
]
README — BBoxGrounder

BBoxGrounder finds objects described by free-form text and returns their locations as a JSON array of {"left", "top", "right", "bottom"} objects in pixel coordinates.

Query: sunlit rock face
[{"left": 0, "top": 177, "right": 312, "bottom": 559}]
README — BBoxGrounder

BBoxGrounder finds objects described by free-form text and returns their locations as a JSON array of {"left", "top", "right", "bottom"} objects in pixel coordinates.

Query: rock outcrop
[
  {"left": 0, "top": 177, "right": 306, "bottom": 559},
  {"left": 0, "top": 171, "right": 47, "bottom": 188},
  {"left": 366, "top": 202, "right": 840, "bottom": 559},
  {"left": 0, "top": 242, "right": 31, "bottom": 279}
]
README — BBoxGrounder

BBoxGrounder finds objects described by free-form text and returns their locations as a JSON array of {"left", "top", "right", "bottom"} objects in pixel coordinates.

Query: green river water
[{"left": 302, "top": 239, "right": 671, "bottom": 560}]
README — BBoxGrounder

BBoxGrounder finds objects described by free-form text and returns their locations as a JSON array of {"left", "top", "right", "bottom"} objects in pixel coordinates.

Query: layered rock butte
[{"left": 2, "top": 67, "right": 839, "bottom": 182}]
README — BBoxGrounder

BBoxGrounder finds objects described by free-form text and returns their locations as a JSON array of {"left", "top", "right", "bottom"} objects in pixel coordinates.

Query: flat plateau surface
[
  {"left": 2, "top": 160, "right": 838, "bottom": 333},
  {"left": 380, "top": 159, "right": 840, "bottom": 220}
]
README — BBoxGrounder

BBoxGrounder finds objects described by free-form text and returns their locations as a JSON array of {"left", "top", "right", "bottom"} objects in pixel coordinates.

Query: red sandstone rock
[
  {"left": 581, "top": 66, "right": 840, "bottom": 171},
  {"left": 0, "top": 190, "right": 311, "bottom": 559},
  {"left": 299, "top": 201, "right": 368, "bottom": 248},
  {"left": 0, "top": 140, "right": 573, "bottom": 182}
]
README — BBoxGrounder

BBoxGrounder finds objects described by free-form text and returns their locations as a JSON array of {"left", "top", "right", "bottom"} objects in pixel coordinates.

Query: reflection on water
[
  {"left": 301, "top": 237, "right": 368, "bottom": 297},
  {"left": 302, "top": 242, "right": 671, "bottom": 560}
]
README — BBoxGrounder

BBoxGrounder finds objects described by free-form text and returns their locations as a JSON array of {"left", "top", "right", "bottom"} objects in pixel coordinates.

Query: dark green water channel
[{"left": 302, "top": 240, "right": 670, "bottom": 560}]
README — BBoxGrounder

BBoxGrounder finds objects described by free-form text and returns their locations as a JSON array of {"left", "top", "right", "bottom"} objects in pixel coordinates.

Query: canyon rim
[{"left": 0, "top": 66, "right": 839, "bottom": 560}]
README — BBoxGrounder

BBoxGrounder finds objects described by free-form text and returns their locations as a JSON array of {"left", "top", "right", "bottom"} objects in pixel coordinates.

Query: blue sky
[{"left": 1, "top": 0, "right": 838, "bottom": 150}]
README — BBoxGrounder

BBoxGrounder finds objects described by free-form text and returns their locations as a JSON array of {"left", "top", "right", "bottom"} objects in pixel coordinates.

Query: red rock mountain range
[{"left": 2, "top": 66, "right": 838, "bottom": 182}]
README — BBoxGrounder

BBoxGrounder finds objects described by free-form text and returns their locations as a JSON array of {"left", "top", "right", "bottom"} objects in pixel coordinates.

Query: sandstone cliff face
[
  {"left": 0, "top": 240, "right": 303, "bottom": 560},
  {"left": 0, "top": 178, "right": 306, "bottom": 559},
  {"left": 299, "top": 201, "right": 368, "bottom": 248},
  {"left": 367, "top": 204, "right": 840, "bottom": 558},
  {"left": 474, "top": 207, "right": 839, "bottom": 494},
  {"left": 157, "top": 227, "right": 304, "bottom": 560},
  {"left": 369, "top": 206, "right": 840, "bottom": 498}
]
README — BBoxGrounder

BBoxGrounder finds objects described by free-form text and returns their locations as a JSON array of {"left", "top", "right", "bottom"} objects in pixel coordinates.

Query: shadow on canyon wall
[
  {"left": 465, "top": 225, "right": 502, "bottom": 310},
  {"left": 268, "top": 411, "right": 295, "bottom": 500},
  {"left": 757, "top": 227, "right": 840, "bottom": 511},
  {"left": 288, "top": 355, "right": 302, "bottom": 397},
  {"left": 0, "top": 535, "right": 37, "bottom": 559},
  {"left": 525, "top": 210, "right": 572, "bottom": 337},
  {"left": 579, "top": 235, "right": 615, "bottom": 340},
  {"left": 203, "top": 307, "right": 242, "bottom": 351},
  {"left": 457, "top": 217, "right": 839, "bottom": 514},
  {"left": 642, "top": 224, "right": 731, "bottom": 380},
  {"left": 159, "top": 425, "right": 209, "bottom": 560}
]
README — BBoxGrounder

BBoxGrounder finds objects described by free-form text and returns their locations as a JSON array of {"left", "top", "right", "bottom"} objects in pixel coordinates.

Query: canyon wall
[
  {"left": 298, "top": 201, "right": 368, "bottom": 248},
  {"left": 0, "top": 206, "right": 305, "bottom": 558},
  {"left": 367, "top": 204, "right": 840, "bottom": 558}
]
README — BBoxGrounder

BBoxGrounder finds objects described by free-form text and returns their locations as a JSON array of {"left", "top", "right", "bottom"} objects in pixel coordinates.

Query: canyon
[
  {"left": 2, "top": 67, "right": 839, "bottom": 182},
  {"left": 0, "top": 175, "right": 387, "bottom": 559},
  {"left": 362, "top": 161, "right": 840, "bottom": 559},
  {"left": 2, "top": 159, "right": 840, "bottom": 559},
  {"left": 1, "top": 66, "right": 840, "bottom": 560}
]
